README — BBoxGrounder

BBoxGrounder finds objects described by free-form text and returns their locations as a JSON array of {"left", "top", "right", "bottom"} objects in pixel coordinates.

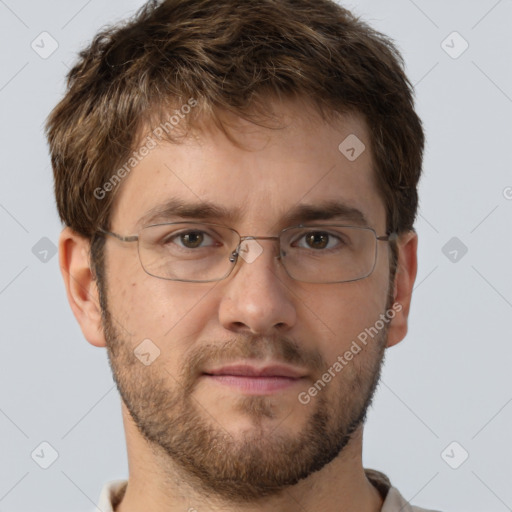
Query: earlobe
[
  {"left": 59, "top": 227, "right": 106, "bottom": 348},
  {"left": 386, "top": 231, "right": 418, "bottom": 348}
]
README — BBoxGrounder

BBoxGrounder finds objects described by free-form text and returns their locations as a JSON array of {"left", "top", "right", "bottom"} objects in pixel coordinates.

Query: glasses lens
[
  {"left": 136, "top": 223, "right": 378, "bottom": 284},
  {"left": 138, "top": 223, "right": 239, "bottom": 282},
  {"left": 280, "top": 225, "right": 377, "bottom": 283}
]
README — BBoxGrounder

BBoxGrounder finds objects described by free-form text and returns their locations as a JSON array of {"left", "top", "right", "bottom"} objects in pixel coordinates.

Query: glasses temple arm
[
  {"left": 97, "top": 228, "right": 139, "bottom": 243},
  {"left": 377, "top": 232, "right": 398, "bottom": 242}
]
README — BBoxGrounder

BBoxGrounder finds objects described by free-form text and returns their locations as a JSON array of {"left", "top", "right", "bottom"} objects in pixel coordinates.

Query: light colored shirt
[{"left": 95, "top": 469, "right": 441, "bottom": 511}]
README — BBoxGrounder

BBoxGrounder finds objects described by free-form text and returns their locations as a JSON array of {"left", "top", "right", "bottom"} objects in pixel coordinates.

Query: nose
[{"left": 218, "top": 238, "right": 297, "bottom": 335}]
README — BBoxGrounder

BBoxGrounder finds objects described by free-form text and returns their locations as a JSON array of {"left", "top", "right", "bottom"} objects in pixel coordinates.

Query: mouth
[{"left": 202, "top": 364, "right": 307, "bottom": 394}]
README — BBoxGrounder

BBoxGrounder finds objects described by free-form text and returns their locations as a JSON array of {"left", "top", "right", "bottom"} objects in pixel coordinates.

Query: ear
[
  {"left": 386, "top": 230, "right": 418, "bottom": 348},
  {"left": 59, "top": 227, "right": 106, "bottom": 347}
]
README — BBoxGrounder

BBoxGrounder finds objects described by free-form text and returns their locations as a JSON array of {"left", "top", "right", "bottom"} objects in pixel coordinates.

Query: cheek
[
  {"left": 107, "top": 260, "right": 218, "bottom": 348},
  {"left": 294, "top": 276, "right": 389, "bottom": 362}
]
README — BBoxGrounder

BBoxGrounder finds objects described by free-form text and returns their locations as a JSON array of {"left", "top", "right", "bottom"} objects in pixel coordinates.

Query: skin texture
[{"left": 60, "top": 98, "right": 418, "bottom": 512}]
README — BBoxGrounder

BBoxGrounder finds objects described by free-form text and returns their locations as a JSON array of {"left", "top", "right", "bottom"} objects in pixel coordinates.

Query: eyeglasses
[{"left": 98, "top": 222, "right": 397, "bottom": 284}]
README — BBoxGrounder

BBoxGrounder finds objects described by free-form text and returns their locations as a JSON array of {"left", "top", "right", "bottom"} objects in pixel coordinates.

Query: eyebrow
[
  {"left": 280, "top": 200, "right": 368, "bottom": 227},
  {"left": 137, "top": 197, "right": 369, "bottom": 229},
  {"left": 137, "top": 198, "right": 244, "bottom": 228}
]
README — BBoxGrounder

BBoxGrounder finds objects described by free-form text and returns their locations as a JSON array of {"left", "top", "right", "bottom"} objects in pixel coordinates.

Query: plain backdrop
[{"left": 0, "top": 1, "right": 511, "bottom": 511}]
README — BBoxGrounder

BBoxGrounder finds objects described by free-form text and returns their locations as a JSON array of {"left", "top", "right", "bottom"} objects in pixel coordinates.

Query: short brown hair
[{"left": 46, "top": 0, "right": 424, "bottom": 239}]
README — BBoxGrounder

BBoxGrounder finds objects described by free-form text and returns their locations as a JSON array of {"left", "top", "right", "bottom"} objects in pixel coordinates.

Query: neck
[{"left": 115, "top": 404, "right": 383, "bottom": 512}]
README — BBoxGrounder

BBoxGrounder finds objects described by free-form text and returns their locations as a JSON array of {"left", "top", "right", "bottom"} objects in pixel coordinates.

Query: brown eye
[
  {"left": 180, "top": 231, "right": 204, "bottom": 248},
  {"left": 305, "top": 232, "right": 330, "bottom": 249}
]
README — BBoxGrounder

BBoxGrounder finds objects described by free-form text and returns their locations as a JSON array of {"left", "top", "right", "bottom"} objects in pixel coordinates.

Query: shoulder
[
  {"left": 383, "top": 486, "right": 443, "bottom": 512},
  {"left": 365, "top": 469, "right": 443, "bottom": 512},
  {"left": 95, "top": 479, "right": 128, "bottom": 512}
]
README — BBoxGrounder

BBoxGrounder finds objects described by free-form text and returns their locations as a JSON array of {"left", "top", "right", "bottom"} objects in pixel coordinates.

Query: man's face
[{"left": 100, "top": 101, "right": 393, "bottom": 501}]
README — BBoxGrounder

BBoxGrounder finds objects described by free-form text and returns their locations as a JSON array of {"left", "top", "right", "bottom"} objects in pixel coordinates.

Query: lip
[
  {"left": 203, "top": 364, "right": 306, "bottom": 379},
  {"left": 202, "top": 364, "right": 307, "bottom": 395}
]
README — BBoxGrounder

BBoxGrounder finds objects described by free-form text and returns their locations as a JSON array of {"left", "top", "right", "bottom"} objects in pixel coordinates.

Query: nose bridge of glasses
[
  {"left": 231, "top": 235, "right": 282, "bottom": 262},
  {"left": 240, "top": 235, "right": 280, "bottom": 243}
]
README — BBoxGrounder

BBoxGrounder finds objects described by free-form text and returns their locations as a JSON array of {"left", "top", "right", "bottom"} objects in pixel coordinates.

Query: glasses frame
[{"left": 98, "top": 221, "right": 398, "bottom": 284}]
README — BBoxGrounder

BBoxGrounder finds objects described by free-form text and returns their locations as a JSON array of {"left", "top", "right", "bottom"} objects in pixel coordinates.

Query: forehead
[{"left": 110, "top": 100, "right": 386, "bottom": 233}]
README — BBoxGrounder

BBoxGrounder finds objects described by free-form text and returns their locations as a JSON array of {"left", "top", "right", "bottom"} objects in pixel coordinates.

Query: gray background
[{"left": 0, "top": 0, "right": 511, "bottom": 511}]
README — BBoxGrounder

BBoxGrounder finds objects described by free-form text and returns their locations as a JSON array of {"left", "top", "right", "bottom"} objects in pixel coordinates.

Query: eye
[
  {"left": 294, "top": 231, "right": 342, "bottom": 250},
  {"left": 167, "top": 230, "right": 217, "bottom": 249}
]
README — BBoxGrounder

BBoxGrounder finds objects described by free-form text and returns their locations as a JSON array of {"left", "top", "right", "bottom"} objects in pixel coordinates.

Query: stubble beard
[{"left": 100, "top": 289, "right": 390, "bottom": 503}]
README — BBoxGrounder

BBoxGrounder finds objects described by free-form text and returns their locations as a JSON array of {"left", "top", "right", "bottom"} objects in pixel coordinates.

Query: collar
[{"left": 97, "top": 468, "right": 430, "bottom": 512}]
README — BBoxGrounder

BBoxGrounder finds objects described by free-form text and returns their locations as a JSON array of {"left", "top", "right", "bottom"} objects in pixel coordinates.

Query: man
[{"left": 45, "top": 0, "right": 437, "bottom": 510}]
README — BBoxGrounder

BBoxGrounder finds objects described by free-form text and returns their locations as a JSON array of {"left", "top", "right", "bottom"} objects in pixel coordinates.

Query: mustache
[{"left": 180, "top": 333, "right": 327, "bottom": 387}]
